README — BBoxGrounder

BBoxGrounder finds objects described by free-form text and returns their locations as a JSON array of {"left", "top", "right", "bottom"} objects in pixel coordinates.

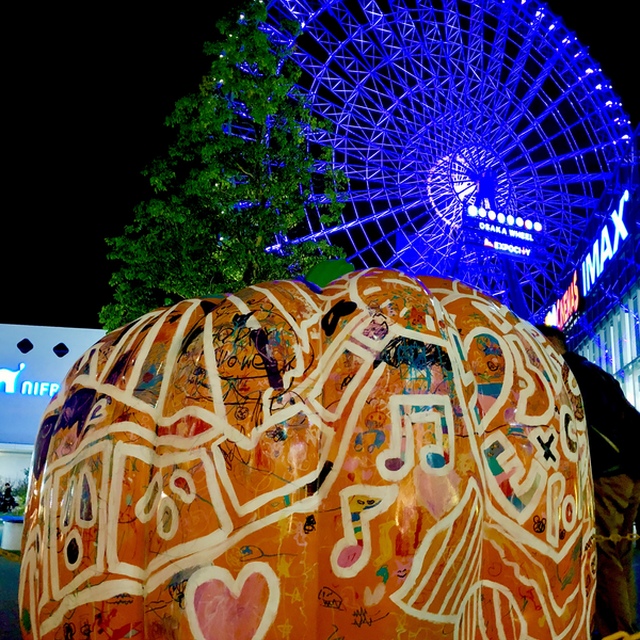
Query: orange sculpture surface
[{"left": 19, "top": 269, "right": 595, "bottom": 639}]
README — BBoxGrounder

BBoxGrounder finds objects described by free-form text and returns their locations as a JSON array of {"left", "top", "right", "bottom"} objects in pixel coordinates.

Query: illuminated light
[
  {"left": 465, "top": 205, "right": 539, "bottom": 236},
  {"left": 581, "top": 190, "right": 630, "bottom": 296},
  {"left": 484, "top": 235, "right": 535, "bottom": 258},
  {"left": 508, "top": 228, "right": 533, "bottom": 242},
  {"left": 585, "top": 68, "right": 594, "bottom": 74},
  {"left": 480, "top": 221, "right": 508, "bottom": 235},
  {"left": 493, "top": 241, "right": 532, "bottom": 256},
  {"left": 545, "top": 271, "right": 580, "bottom": 330},
  {"left": 19, "top": 381, "right": 60, "bottom": 397},
  {"left": 0, "top": 363, "right": 25, "bottom": 393},
  {"left": 544, "top": 308, "right": 557, "bottom": 327}
]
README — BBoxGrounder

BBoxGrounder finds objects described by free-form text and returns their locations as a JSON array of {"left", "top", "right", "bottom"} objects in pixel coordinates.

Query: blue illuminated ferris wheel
[{"left": 268, "top": 0, "right": 635, "bottom": 318}]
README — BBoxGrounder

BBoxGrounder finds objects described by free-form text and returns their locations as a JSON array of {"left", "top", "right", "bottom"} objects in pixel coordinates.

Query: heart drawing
[{"left": 185, "top": 562, "right": 280, "bottom": 640}]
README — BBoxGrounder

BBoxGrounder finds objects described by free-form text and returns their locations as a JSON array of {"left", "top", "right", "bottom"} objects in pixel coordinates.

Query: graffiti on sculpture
[{"left": 19, "top": 269, "right": 594, "bottom": 639}]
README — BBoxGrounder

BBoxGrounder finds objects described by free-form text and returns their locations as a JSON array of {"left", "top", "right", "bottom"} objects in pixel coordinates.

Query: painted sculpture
[{"left": 19, "top": 269, "right": 595, "bottom": 639}]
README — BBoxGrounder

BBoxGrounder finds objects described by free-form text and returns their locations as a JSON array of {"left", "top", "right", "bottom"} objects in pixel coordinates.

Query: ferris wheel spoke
[
  {"left": 478, "top": 4, "right": 513, "bottom": 114},
  {"left": 352, "top": 214, "right": 453, "bottom": 268},
  {"left": 293, "top": 198, "right": 427, "bottom": 244},
  {"left": 497, "top": 21, "right": 538, "bottom": 106}
]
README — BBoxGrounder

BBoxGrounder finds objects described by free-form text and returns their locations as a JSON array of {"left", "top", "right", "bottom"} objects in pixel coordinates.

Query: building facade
[
  {"left": 546, "top": 136, "right": 640, "bottom": 408},
  {"left": 0, "top": 324, "right": 104, "bottom": 483}
]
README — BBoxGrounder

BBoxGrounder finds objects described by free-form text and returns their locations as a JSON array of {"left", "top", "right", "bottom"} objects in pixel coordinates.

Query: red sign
[{"left": 544, "top": 270, "right": 580, "bottom": 329}]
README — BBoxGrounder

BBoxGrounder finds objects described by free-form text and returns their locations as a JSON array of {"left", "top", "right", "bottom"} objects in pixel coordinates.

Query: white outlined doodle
[
  {"left": 20, "top": 270, "right": 594, "bottom": 640},
  {"left": 390, "top": 480, "right": 484, "bottom": 622},
  {"left": 330, "top": 484, "right": 399, "bottom": 578},
  {"left": 185, "top": 562, "right": 280, "bottom": 640},
  {"left": 376, "top": 394, "right": 457, "bottom": 481}
]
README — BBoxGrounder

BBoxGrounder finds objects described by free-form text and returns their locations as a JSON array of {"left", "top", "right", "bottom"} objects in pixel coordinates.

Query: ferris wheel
[{"left": 268, "top": 0, "right": 634, "bottom": 318}]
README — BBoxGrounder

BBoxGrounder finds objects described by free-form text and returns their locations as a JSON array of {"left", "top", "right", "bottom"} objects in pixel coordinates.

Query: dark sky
[{"left": 2, "top": 1, "right": 637, "bottom": 330}]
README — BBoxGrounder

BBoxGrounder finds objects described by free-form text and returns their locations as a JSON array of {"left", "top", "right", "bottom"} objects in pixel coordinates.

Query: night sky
[{"left": 3, "top": 1, "right": 637, "bottom": 330}]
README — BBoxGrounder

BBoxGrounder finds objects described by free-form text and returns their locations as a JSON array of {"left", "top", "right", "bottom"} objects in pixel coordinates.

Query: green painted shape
[{"left": 305, "top": 259, "right": 355, "bottom": 289}]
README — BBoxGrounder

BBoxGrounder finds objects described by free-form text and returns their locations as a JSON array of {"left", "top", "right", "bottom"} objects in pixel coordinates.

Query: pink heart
[{"left": 187, "top": 564, "right": 278, "bottom": 640}]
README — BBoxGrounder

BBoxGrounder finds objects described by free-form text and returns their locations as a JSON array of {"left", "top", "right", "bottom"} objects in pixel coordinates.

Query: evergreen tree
[{"left": 100, "top": 0, "right": 346, "bottom": 331}]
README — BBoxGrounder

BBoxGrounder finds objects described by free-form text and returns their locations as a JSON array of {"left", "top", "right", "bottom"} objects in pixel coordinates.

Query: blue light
[{"left": 268, "top": 0, "right": 635, "bottom": 318}]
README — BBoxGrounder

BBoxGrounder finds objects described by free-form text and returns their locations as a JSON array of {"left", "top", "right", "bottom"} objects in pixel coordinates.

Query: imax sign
[{"left": 581, "top": 190, "right": 630, "bottom": 297}]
